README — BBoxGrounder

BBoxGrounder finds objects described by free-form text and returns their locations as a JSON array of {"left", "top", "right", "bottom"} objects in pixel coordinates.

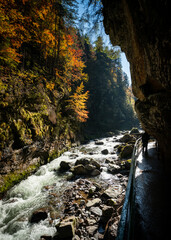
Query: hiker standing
[{"left": 142, "top": 131, "right": 150, "bottom": 154}]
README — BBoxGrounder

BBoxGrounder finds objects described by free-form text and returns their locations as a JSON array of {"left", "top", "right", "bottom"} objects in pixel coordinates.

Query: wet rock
[
  {"left": 88, "top": 185, "right": 97, "bottom": 196},
  {"left": 107, "top": 164, "right": 121, "bottom": 174},
  {"left": 119, "top": 134, "right": 135, "bottom": 143},
  {"left": 69, "top": 154, "right": 79, "bottom": 159},
  {"left": 59, "top": 161, "right": 71, "bottom": 171},
  {"left": 30, "top": 209, "right": 48, "bottom": 223},
  {"left": 90, "top": 207, "right": 102, "bottom": 217},
  {"left": 85, "top": 164, "right": 96, "bottom": 172},
  {"left": 95, "top": 141, "right": 104, "bottom": 145},
  {"left": 91, "top": 169, "right": 101, "bottom": 176},
  {"left": 40, "top": 236, "right": 52, "bottom": 240},
  {"left": 56, "top": 216, "right": 78, "bottom": 239},
  {"left": 66, "top": 173, "right": 74, "bottom": 181},
  {"left": 130, "top": 128, "right": 140, "bottom": 134},
  {"left": 79, "top": 199, "right": 86, "bottom": 206},
  {"left": 86, "top": 225, "right": 98, "bottom": 236},
  {"left": 86, "top": 198, "right": 101, "bottom": 208},
  {"left": 101, "top": 206, "right": 114, "bottom": 223},
  {"left": 72, "top": 159, "right": 101, "bottom": 177},
  {"left": 121, "top": 159, "right": 131, "bottom": 170},
  {"left": 106, "top": 199, "right": 117, "bottom": 207},
  {"left": 103, "top": 223, "right": 118, "bottom": 240},
  {"left": 102, "top": 186, "right": 122, "bottom": 199},
  {"left": 75, "top": 158, "right": 90, "bottom": 166},
  {"left": 116, "top": 144, "right": 124, "bottom": 153},
  {"left": 71, "top": 164, "right": 87, "bottom": 175},
  {"left": 120, "top": 145, "right": 133, "bottom": 159},
  {"left": 86, "top": 218, "right": 97, "bottom": 225},
  {"left": 101, "top": 149, "right": 109, "bottom": 155},
  {"left": 105, "top": 158, "right": 114, "bottom": 164},
  {"left": 90, "top": 160, "right": 101, "bottom": 170}
]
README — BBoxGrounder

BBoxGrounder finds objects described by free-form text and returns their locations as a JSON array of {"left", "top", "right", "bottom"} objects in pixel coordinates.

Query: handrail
[{"left": 116, "top": 137, "right": 142, "bottom": 240}]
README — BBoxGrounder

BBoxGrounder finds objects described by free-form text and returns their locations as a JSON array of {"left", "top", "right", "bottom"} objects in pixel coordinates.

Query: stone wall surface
[{"left": 102, "top": 0, "right": 171, "bottom": 171}]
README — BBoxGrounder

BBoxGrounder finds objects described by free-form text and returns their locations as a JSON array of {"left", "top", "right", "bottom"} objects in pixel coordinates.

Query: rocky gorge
[
  {"left": 102, "top": 0, "right": 171, "bottom": 173},
  {"left": 0, "top": 131, "right": 140, "bottom": 240}
]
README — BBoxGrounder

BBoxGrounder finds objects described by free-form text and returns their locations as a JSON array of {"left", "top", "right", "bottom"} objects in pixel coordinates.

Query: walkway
[{"left": 134, "top": 142, "right": 167, "bottom": 240}]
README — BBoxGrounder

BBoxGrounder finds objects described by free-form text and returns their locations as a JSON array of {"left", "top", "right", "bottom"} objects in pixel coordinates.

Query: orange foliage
[
  {"left": 68, "top": 82, "right": 89, "bottom": 122},
  {"left": 0, "top": 0, "right": 89, "bottom": 123},
  {"left": 0, "top": 0, "right": 30, "bottom": 65},
  {"left": 46, "top": 82, "right": 55, "bottom": 91}
]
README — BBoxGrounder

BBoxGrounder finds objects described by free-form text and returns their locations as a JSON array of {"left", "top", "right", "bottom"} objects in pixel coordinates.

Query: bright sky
[
  {"left": 78, "top": 0, "right": 132, "bottom": 85},
  {"left": 121, "top": 52, "right": 132, "bottom": 85}
]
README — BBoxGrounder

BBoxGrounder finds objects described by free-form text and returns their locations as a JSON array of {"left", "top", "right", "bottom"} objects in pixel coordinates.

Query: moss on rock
[
  {"left": 120, "top": 144, "right": 133, "bottom": 159},
  {"left": 0, "top": 163, "right": 40, "bottom": 197}
]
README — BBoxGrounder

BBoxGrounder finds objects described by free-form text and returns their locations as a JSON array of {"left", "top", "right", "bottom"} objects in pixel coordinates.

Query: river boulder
[
  {"left": 71, "top": 158, "right": 101, "bottom": 177},
  {"left": 130, "top": 128, "right": 140, "bottom": 134},
  {"left": 95, "top": 141, "right": 104, "bottom": 145},
  {"left": 75, "top": 158, "right": 90, "bottom": 165},
  {"left": 101, "top": 149, "right": 109, "bottom": 155},
  {"left": 102, "top": 186, "right": 122, "bottom": 199},
  {"left": 90, "top": 159, "right": 101, "bottom": 170},
  {"left": 56, "top": 216, "right": 78, "bottom": 239},
  {"left": 91, "top": 169, "right": 101, "bottom": 176},
  {"left": 86, "top": 198, "right": 101, "bottom": 208},
  {"left": 101, "top": 206, "right": 114, "bottom": 223},
  {"left": 30, "top": 208, "right": 48, "bottom": 223},
  {"left": 119, "top": 134, "right": 135, "bottom": 143},
  {"left": 107, "top": 164, "right": 121, "bottom": 174},
  {"left": 71, "top": 164, "right": 87, "bottom": 175},
  {"left": 59, "top": 161, "right": 71, "bottom": 171},
  {"left": 120, "top": 145, "right": 133, "bottom": 159}
]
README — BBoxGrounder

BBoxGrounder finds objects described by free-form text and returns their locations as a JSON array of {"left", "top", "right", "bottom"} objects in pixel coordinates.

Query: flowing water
[{"left": 0, "top": 133, "right": 126, "bottom": 240}]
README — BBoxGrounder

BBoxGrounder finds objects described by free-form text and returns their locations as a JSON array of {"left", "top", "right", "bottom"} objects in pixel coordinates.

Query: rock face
[{"left": 102, "top": 0, "right": 171, "bottom": 172}]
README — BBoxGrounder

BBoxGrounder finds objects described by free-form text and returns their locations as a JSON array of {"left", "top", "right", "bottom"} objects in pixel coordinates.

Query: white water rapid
[{"left": 0, "top": 133, "right": 126, "bottom": 240}]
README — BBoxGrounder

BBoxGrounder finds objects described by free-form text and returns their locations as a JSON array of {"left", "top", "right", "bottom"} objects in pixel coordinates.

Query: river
[{"left": 0, "top": 132, "right": 129, "bottom": 240}]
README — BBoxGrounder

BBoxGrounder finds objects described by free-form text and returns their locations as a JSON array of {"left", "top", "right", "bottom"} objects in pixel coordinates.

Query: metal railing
[{"left": 116, "top": 137, "right": 142, "bottom": 240}]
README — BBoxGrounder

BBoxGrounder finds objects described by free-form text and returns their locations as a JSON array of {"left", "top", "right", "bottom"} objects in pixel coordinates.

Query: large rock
[
  {"left": 120, "top": 144, "right": 133, "bottom": 159},
  {"left": 130, "top": 128, "right": 140, "bottom": 134},
  {"left": 119, "top": 134, "right": 135, "bottom": 143},
  {"left": 75, "top": 158, "right": 90, "bottom": 166},
  {"left": 91, "top": 169, "right": 101, "bottom": 176},
  {"left": 90, "top": 207, "right": 102, "bottom": 217},
  {"left": 30, "top": 208, "right": 48, "bottom": 223},
  {"left": 86, "top": 225, "right": 98, "bottom": 236},
  {"left": 101, "top": 149, "right": 109, "bottom": 155},
  {"left": 56, "top": 216, "right": 77, "bottom": 239},
  {"left": 102, "top": 186, "right": 122, "bottom": 199},
  {"left": 101, "top": 206, "right": 114, "bottom": 223},
  {"left": 90, "top": 159, "right": 101, "bottom": 170},
  {"left": 71, "top": 164, "right": 87, "bottom": 175},
  {"left": 107, "top": 164, "right": 121, "bottom": 174},
  {"left": 72, "top": 159, "right": 101, "bottom": 176},
  {"left": 85, "top": 164, "right": 96, "bottom": 172},
  {"left": 95, "top": 141, "right": 104, "bottom": 145},
  {"left": 59, "top": 161, "right": 71, "bottom": 171},
  {"left": 86, "top": 198, "right": 101, "bottom": 208}
]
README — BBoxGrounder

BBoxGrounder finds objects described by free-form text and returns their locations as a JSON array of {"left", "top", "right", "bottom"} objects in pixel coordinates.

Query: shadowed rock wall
[{"left": 102, "top": 0, "right": 171, "bottom": 171}]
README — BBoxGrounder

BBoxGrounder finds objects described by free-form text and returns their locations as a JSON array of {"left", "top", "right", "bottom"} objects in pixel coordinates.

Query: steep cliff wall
[{"left": 102, "top": 0, "right": 171, "bottom": 171}]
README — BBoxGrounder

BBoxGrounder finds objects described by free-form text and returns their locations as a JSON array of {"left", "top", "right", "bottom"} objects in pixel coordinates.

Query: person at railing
[{"left": 142, "top": 131, "right": 150, "bottom": 154}]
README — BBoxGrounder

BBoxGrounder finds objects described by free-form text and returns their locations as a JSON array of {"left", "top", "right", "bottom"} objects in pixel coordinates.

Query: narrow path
[{"left": 134, "top": 142, "right": 166, "bottom": 240}]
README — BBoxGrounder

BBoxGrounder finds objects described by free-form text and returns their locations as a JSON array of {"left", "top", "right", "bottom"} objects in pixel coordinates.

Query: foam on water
[{"left": 0, "top": 133, "right": 124, "bottom": 239}]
